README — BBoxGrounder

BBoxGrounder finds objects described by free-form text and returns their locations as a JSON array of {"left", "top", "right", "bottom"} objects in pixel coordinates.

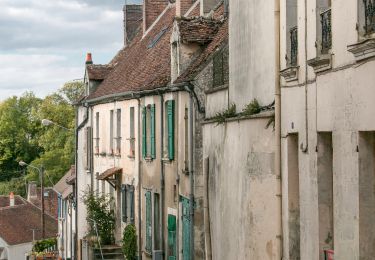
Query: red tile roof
[
  {"left": 86, "top": 64, "right": 113, "bottom": 81},
  {"left": 87, "top": 5, "right": 176, "bottom": 100},
  {"left": 178, "top": 17, "right": 222, "bottom": 44},
  {"left": 175, "top": 18, "right": 228, "bottom": 83},
  {"left": 0, "top": 196, "right": 57, "bottom": 245},
  {"left": 0, "top": 196, "right": 24, "bottom": 208}
]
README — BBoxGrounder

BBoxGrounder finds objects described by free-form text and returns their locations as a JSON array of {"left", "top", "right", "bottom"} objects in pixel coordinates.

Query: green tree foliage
[
  {"left": 0, "top": 81, "right": 84, "bottom": 195},
  {"left": 82, "top": 191, "right": 116, "bottom": 246}
]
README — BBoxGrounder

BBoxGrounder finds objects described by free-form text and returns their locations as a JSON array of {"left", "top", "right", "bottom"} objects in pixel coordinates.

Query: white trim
[{"left": 168, "top": 207, "right": 177, "bottom": 216}]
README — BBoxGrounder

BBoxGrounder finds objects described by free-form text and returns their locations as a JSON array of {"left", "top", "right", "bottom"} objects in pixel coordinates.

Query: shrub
[
  {"left": 122, "top": 224, "right": 137, "bottom": 260},
  {"left": 32, "top": 238, "right": 57, "bottom": 253},
  {"left": 242, "top": 99, "right": 261, "bottom": 116},
  {"left": 82, "top": 191, "right": 115, "bottom": 246},
  {"left": 213, "top": 104, "right": 237, "bottom": 125}
]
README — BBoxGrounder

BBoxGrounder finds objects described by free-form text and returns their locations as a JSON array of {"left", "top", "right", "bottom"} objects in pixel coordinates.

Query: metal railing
[
  {"left": 290, "top": 26, "right": 298, "bottom": 66},
  {"left": 364, "top": 0, "right": 375, "bottom": 34},
  {"left": 321, "top": 8, "right": 332, "bottom": 54}
]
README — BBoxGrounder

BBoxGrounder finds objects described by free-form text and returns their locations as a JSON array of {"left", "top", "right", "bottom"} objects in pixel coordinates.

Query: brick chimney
[
  {"left": 143, "top": 0, "right": 169, "bottom": 33},
  {"left": 123, "top": 4, "right": 143, "bottom": 46},
  {"left": 27, "top": 181, "right": 38, "bottom": 202},
  {"left": 200, "top": 0, "right": 221, "bottom": 15},
  {"left": 176, "top": 0, "right": 195, "bottom": 17},
  {"left": 85, "top": 53, "right": 93, "bottom": 65},
  {"left": 9, "top": 192, "right": 14, "bottom": 207}
]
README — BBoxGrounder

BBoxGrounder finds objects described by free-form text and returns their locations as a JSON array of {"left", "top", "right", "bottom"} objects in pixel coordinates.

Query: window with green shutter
[
  {"left": 145, "top": 191, "right": 152, "bottom": 253},
  {"left": 167, "top": 214, "right": 177, "bottom": 260},
  {"left": 142, "top": 106, "right": 147, "bottom": 158},
  {"left": 167, "top": 100, "right": 175, "bottom": 160},
  {"left": 129, "top": 185, "right": 135, "bottom": 223},
  {"left": 150, "top": 104, "right": 156, "bottom": 159},
  {"left": 181, "top": 197, "right": 191, "bottom": 260},
  {"left": 121, "top": 185, "right": 127, "bottom": 222}
]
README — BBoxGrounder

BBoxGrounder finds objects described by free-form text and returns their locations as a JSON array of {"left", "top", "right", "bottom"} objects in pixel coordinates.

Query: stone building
[{"left": 280, "top": 0, "right": 375, "bottom": 259}]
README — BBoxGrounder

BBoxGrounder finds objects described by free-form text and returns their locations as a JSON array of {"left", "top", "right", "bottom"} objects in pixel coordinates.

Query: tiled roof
[
  {"left": 86, "top": 64, "right": 113, "bottom": 81},
  {"left": 54, "top": 166, "right": 75, "bottom": 199},
  {"left": 97, "top": 167, "right": 122, "bottom": 180},
  {"left": 87, "top": 5, "right": 176, "bottom": 100},
  {"left": 175, "top": 19, "right": 228, "bottom": 83},
  {"left": 0, "top": 196, "right": 57, "bottom": 245},
  {"left": 0, "top": 196, "right": 24, "bottom": 208},
  {"left": 28, "top": 188, "right": 59, "bottom": 219},
  {"left": 178, "top": 17, "right": 222, "bottom": 44}
]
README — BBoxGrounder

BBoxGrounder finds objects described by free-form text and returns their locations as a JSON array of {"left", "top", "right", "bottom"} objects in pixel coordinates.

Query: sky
[{"left": 0, "top": 0, "right": 141, "bottom": 100}]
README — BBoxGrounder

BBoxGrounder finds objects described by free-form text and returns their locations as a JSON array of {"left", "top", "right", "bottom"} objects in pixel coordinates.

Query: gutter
[
  {"left": 274, "top": 0, "right": 283, "bottom": 258},
  {"left": 159, "top": 93, "right": 165, "bottom": 257},
  {"left": 74, "top": 102, "right": 89, "bottom": 260}
]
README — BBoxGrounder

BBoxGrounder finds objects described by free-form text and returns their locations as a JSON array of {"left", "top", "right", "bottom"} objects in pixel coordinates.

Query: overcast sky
[{"left": 0, "top": 0, "right": 141, "bottom": 100}]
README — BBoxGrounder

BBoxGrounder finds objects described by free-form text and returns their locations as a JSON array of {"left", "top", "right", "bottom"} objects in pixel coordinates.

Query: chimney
[
  {"left": 176, "top": 0, "right": 195, "bottom": 17},
  {"left": 27, "top": 181, "right": 38, "bottom": 202},
  {"left": 9, "top": 192, "right": 14, "bottom": 207},
  {"left": 200, "top": 0, "right": 221, "bottom": 16},
  {"left": 143, "top": 0, "right": 169, "bottom": 33},
  {"left": 123, "top": 4, "right": 143, "bottom": 46},
  {"left": 85, "top": 53, "right": 93, "bottom": 65}
]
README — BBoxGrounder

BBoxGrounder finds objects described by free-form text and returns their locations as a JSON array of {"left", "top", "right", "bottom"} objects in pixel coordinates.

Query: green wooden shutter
[
  {"left": 121, "top": 185, "right": 127, "bottom": 222},
  {"left": 181, "top": 197, "right": 191, "bottom": 260},
  {"left": 145, "top": 191, "right": 152, "bottom": 253},
  {"left": 167, "top": 100, "right": 175, "bottom": 160},
  {"left": 168, "top": 214, "right": 177, "bottom": 260},
  {"left": 130, "top": 185, "right": 135, "bottom": 223},
  {"left": 151, "top": 104, "right": 156, "bottom": 159},
  {"left": 142, "top": 106, "right": 147, "bottom": 158}
]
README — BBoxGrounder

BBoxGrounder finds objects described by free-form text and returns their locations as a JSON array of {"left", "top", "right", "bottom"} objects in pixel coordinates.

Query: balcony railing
[
  {"left": 321, "top": 8, "right": 332, "bottom": 54},
  {"left": 364, "top": 0, "right": 375, "bottom": 34},
  {"left": 290, "top": 26, "right": 298, "bottom": 66}
]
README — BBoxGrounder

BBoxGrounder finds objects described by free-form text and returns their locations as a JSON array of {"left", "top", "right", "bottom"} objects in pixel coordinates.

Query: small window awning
[{"left": 97, "top": 167, "right": 122, "bottom": 181}]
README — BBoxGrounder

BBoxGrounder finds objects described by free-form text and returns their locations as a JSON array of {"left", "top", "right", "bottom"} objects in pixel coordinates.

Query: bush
[
  {"left": 213, "top": 104, "right": 237, "bottom": 125},
  {"left": 122, "top": 224, "right": 137, "bottom": 260},
  {"left": 32, "top": 238, "right": 57, "bottom": 253},
  {"left": 82, "top": 191, "right": 115, "bottom": 246},
  {"left": 242, "top": 99, "right": 261, "bottom": 116}
]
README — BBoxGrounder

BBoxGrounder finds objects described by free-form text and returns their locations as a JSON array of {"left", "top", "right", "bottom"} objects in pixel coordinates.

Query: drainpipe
[
  {"left": 160, "top": 94, "right": 165, "bottom": 256},
  {"left": 274, "top": 0, "right": 283, "bottom": 258},
  {"left": 137, "top": 97, "right": 143, "bottom": 260},
  {"left": 75, "top": 103, "right": 89, "bottom": 260},
  {"left": 188, "top": 92, "right": 195, "bottom": 260},
  {"left": 302, "top": 0, "right": 309, "bottom": 153},
  {"left": 203, "top": 158, "right": 212, "bottom": 260}
]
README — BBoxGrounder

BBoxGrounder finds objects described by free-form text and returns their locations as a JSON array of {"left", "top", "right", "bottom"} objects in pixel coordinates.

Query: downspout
[
  {"left": 188, "top": 92, "right": 195, "bottom": 260},
  {"left": 302, "top": 0, "right": 309, "bottom": 153},
  {"left": 159, "top": 94, "right": 165, "bottom": 256},
  {"left": 274, "top": 0, "right": 283, "bottom": 259},
  {"left": 75, "top": 103, "right": 89, "bottom": 260},
  {"left": 203, "top": 158, "right": 212, "bottom": 260},
  {"left": 137, "top": 97, "right": 143, "bottom": 260}
]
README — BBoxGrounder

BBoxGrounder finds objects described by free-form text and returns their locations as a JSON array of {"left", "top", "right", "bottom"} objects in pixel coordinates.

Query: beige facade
[{"left": 280, "top": 0, "right": 375, "bottom": 259}]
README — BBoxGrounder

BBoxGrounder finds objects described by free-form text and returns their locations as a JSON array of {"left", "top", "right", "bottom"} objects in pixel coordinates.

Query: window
[
  {"left": 317, "top": 0, "right": 332, "bottom": 54},
  {"left": 95, "top": 112, "right": 100, "bottom": 154},
  {"left": 154, "top": 193, "right": 161, "bottom": 250},
  {"left": 359, "top": 0, "right": 375, "bottom": 36},
  {"left": 142, "top": 105, "right": 156, "bottom": 159},
  {"left": 184, "top": 107, "right": 189, "bottom": 172},
  {"left": 121, "top": 184, "right": 135, "bottom": 223},
  {"left": 145, "top": 191, "right": 152, "bottom": 253},
  {"left": 212, "top": 49, "right": 228, "bottom": 88},
  {"left": 109, "top": 110, "right": 114, "bottom": 155},
  {"left": 84, "top": 126, "right": 92, "bottom": 170},
  {"left": 129, "top": 107, "right": 135, "bottom": 157},
  {"left": 164, "top": 100, "right": 175, "bottom": 160},
  {"left": 286, "top": 0, "right": 298, "bottom": 66},
  {"left": 116, "top": 109, "right": 121, "bottom": 155},
  {"left": 167, "top": 214, "right": 177, "bottom": 259}
]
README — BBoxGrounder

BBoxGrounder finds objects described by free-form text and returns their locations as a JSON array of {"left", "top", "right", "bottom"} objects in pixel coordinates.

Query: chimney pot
[
  {"left": 9, "top": 192, "right": 15, "bottom": 207},
  {"left": 85, "top": 53, "right": 93, "bottom": 65}
]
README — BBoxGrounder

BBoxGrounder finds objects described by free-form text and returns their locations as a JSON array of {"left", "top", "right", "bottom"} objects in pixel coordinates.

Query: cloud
[{"left": 0, "top": 0, "right": 143, "bottom": 99}]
